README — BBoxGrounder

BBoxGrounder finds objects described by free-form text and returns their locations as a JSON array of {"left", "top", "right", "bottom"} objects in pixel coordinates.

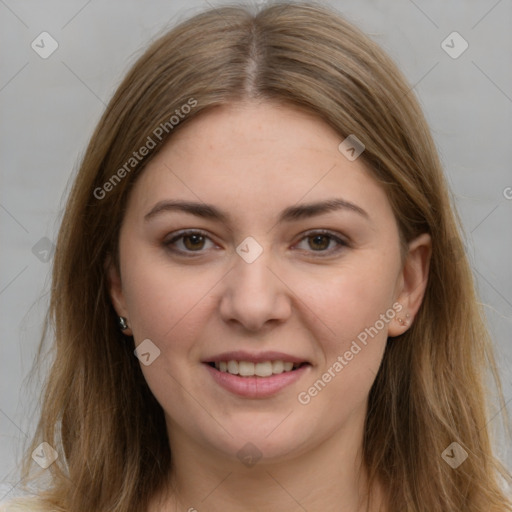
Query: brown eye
[
  {"left": 307, "top": 234, "right": 331, "bottom": 251},
  {"left": 295, "top": 230, "right": 348, "bottom": 256},
  {"left": 164, "top": 230, "right": 215, "bottom": 255},
  {"left": 182, "top": 233, "right": 206, "bottom": 251}
]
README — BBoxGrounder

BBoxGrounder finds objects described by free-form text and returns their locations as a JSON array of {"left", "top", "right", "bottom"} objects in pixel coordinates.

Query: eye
[
  {"left": 164, "top": 230, "right": 216, "bottom": 255},
  {"left": 163, "top": 229, "right": 348, "bottom": 257},
  {"left": 294, "top": 230, "right": 348, "bottom": 256}
]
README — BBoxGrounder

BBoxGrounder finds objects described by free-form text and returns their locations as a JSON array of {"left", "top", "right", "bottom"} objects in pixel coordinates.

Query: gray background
[{"left": 1, "top": 0, "right": 511, "bottom": 502}]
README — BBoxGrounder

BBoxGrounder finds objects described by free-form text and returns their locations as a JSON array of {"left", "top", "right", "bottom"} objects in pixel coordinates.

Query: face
[{"left": 108, "top": 101, "right": 430, "bottom": 466}]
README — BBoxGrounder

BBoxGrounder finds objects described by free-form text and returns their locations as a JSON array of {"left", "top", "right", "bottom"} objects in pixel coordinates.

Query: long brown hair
[{"left": 16, "top": 2, "right": 512, "bottom": 511}]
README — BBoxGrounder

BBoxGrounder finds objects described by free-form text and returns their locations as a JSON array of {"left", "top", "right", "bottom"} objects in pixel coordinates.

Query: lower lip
[{"left": 204, "top": 363, "right": 310, "bottom": 398}]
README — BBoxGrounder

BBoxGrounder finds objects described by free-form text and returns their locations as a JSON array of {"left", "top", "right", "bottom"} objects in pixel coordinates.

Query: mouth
[
  {"left": 205, "top": 360, "right": 311, "bottom": 377},
  {"left": 204, "top": 359, "right": 311, "bottom": 398},
  {"left": 202, "top": 351, "right": 312, "bottom": 397}
]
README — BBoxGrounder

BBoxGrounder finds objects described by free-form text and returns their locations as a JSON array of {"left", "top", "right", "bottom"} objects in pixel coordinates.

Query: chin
[{"left": 205, "top": 419, "right": 313, "bottom": 465}]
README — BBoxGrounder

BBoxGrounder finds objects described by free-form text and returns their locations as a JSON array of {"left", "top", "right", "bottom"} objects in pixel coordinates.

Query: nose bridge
[
  {"left": 236, "top": 242, "right": 272, "bottom": 286},
  {"left": 232, "top": 235, "right": 278, "bottom": 295},
  {"left": 219, "top": 235, "right": 290, "bottom": 330}
]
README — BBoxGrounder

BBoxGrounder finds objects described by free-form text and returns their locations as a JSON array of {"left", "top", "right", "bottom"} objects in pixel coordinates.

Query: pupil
[
  {"left": 185, "top": 234, "right": 204, "bottom": 250},
  {"left": 310, "top": 235, "right": 328, "bottom": 250}
]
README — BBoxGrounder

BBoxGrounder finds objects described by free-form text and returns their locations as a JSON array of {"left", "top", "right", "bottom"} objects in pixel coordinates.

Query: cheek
[
  {"left": 123, "top": 262, "right": 215, "bottom": 347},
  {"left": 296, "top": 273, "right": 394, "bottom": 417},
  {"left": 118, "top": 235, "right": 205, "bottom": 341},
  {"left": 300, "top": 259, "right": 398, "bottom": 350}
]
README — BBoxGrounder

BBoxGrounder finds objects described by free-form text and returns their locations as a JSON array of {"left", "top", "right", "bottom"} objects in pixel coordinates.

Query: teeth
[
  {"left": 283, "top": 362, "right": 294, "bottom": 372},
  {"left": 255, "top": 362, "right": 273, "bottom": 377},
  {"left": 272, "top": 360, "right": 284, "bottom": 374},
  {"left": 239, "top": 361, "right": 254, "bottom": 376},
  {"left": 213, "top": 360, "right": 304, "bottom": 377},
  {"left": 227, "top": 360, "right": 239, "bottom": 375}
]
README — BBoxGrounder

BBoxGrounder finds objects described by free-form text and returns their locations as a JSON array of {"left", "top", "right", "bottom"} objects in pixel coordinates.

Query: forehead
[
  {"left": 124, "top": 101, "right": 392, "bottom": 227},
  {"left": 166, "top": 100, "right": 346, "bottom": 161}
]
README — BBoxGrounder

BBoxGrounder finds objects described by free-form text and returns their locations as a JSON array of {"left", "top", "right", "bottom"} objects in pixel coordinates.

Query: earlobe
[
  {"left": 388, "top": 233, "right": 432, "bottom": 337},
  {"left": 105, "top": 254, "right": 133, "bottom": 336}
]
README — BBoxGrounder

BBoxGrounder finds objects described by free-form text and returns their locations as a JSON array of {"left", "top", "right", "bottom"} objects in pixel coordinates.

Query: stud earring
[
  {"left": 118, "top": 316, "right": 129, "bottom": 331},
  {"left": 397, "top": 313, "right": 410, "bottom": 327}
]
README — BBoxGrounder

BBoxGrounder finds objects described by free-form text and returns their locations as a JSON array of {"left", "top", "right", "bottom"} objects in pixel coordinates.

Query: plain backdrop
[{"left": 1, "top": 0, "right": 511, "bottom": 502}]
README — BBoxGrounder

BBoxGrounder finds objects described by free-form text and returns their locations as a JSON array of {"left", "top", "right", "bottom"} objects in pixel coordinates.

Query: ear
[
  {"left": 388, "top": 233, "right": 432, "bottom": 337},
  {"left": 105, "top": 254, "right": 133, "bottom": 336}
]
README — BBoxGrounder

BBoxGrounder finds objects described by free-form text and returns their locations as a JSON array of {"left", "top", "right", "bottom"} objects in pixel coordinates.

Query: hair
[{"left": 14, "top": 1, "right": 511, "bottom": 511}]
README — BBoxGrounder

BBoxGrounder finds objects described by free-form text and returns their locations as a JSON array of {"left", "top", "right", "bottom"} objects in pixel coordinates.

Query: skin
[{"left": 108, "top": 100, "right": 431, "bottom": 512}]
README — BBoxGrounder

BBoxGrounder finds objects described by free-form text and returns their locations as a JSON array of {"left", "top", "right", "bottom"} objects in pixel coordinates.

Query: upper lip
[{"left": 203, "top": 351, "right": 310, "bottom": 364}]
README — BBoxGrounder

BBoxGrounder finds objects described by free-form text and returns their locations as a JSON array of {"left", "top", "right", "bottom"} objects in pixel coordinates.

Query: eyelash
[{"left": 163, "top": 229, "right": 349, "bottom": 258}]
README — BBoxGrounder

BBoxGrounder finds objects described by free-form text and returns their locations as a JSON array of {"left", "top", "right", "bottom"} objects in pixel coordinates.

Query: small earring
[
  {"left": 118, "top": 316, "right": 129, "bottom": 331},
  {"left": 397, "top": 313, "right": 410, "bottom": 327}
]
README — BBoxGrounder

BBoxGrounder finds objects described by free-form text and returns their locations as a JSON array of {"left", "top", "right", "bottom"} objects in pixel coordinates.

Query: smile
[
  {"left": 208, "top": 360, "right": 308, "bottom": 377},
  {"left": 204, "top": 361, "right": 311, "bottom": 398}
]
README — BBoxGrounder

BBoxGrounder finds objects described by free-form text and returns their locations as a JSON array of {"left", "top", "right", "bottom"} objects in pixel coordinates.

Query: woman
[{"left": 4, "top": 1, "right": 511, "bottom": 511}]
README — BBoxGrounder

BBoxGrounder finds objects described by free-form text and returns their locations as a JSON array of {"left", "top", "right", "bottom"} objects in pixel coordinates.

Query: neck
[{"left": 150, "top": 410, "right": 386, "bottom": 512}]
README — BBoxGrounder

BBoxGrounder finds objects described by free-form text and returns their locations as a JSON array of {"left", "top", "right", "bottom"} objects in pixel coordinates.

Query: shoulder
[{"left": 0, "top": 497, "right": 51, "bottom": 512}]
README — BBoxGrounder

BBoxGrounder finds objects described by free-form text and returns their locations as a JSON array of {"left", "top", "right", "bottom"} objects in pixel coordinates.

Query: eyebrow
[{"left": 144, "top": 198, "right": 370, "bottom": 224}]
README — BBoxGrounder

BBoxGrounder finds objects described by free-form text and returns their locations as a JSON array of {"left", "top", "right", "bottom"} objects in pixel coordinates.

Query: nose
[{"left": 218, "top": 245, "right": 292, "bottom": 333}]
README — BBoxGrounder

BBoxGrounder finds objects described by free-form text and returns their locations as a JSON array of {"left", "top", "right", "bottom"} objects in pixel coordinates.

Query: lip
[
  {"left": 202, "top": 350, "right": 309, "bottom": 364},
  {"left": 204, "top": 362, "right": 311, "bottom": 398}
]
